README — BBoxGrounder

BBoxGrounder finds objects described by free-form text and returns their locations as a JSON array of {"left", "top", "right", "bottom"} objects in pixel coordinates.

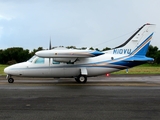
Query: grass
[
  {"left": 0, "top": 64, "right": 160, "bottom": 76},
  {"left": 113, "top": 64, "right": 160, "bottom": 74},
  {"left": 0, "top": 64, "right": 9, "bottom": 76}
]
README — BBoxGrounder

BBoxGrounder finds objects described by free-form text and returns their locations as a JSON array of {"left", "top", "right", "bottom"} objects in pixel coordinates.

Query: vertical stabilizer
[{"left": 109, "top": 24, "right": 156, "bottom": 56}]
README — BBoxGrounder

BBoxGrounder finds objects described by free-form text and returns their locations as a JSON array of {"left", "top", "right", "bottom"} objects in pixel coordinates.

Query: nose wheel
[
  {"left": 6, "top": 75, "right": 14, "bottom": 83},
  {"left": 8, "top": 78, "right": 14, "bottom": 83}
]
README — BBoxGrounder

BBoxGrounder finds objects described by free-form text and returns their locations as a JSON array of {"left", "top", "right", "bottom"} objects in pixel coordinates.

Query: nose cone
[
  {"left": 4, "top": 63, "right": 25, "bottom": 76},
  {"left": 4, "top": 66, "right": 10, "bottom": 74},
  {"left": 4, "top": 65, "right": 16, "bottom": 75}
]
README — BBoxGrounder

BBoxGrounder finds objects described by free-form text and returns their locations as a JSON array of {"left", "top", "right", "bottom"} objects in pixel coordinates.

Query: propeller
[
  {"left": 49, "top": 38, "right": 51, "bottom": 50},
  {"left": 49, "top": 37, "right": 52, "bottom": 66}
]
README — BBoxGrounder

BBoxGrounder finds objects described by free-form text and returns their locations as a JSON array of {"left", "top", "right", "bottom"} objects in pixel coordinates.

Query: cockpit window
[
  {"left": 35, "top": 58, "right": 45, "bottom": 64},
  {"left": 28, "top": 55, "right": 36, "bottom": 62}
]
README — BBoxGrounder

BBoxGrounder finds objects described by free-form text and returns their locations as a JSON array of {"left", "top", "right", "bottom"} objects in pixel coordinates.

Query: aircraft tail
[{"left": 109, "top": 23, "right": 156, "bottom": 56}]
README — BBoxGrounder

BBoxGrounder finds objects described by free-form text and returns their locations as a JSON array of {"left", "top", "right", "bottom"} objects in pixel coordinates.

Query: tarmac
[{"left": 0, "top": 75, "right": 160, "bottom": 120}]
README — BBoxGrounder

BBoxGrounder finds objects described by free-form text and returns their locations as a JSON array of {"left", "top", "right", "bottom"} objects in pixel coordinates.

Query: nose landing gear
[{"left": 6, "top": 75, "right": 14, "bottom": 83}]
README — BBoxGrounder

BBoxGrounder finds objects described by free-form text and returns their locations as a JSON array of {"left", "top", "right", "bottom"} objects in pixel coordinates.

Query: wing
[{"left": 35, "top": 49, "right": 104, "bottom": 63}]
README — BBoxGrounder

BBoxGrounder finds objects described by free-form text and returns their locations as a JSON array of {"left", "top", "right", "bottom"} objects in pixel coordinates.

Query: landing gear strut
[
  {"left": 6, "top": 75, "right": 14, "bottom": 83},
  {"left": 75, "top": 75, "right": 87, "bottom": 83}
]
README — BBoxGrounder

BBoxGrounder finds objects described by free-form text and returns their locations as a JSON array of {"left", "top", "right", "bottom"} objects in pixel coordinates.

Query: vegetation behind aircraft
[{"left": 0, "top": 45, "right": 159, "bottom": 65}]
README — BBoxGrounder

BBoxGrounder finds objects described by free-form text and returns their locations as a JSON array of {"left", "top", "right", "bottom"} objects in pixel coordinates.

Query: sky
[{"left": 0, "top": 0, "right": 160, "bottom": 50}]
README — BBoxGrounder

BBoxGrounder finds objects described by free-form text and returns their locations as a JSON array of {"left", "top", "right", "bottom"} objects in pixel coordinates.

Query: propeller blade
[
  {"left": 49, "top": 38, "right": 52, "bottom": 50},
  {"left": 49, "top": 37, "right": 52, "bottom": 66}
]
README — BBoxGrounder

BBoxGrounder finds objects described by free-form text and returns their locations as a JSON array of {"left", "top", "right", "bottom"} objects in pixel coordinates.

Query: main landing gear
[
  {"left": 6, "top": 75, "right": 14, "bottom": 83},
  {"left": 75, "top": 75, "right": 87, "bottom": 83}
]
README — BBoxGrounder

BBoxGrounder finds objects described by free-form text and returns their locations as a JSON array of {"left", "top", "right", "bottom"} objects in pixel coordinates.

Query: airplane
[{"left": 4, "top": 23, "right": 156, "bottom": 83}]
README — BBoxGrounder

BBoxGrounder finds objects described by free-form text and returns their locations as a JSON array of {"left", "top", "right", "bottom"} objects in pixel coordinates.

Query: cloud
[
  {"left": 0, "top": 15, "right": 13, "bottom": 21},
  {"left": 0, "top": 0, "right": 159, "bottom": 50}
]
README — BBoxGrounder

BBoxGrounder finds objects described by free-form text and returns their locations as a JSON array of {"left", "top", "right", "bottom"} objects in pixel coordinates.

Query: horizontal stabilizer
[{"left": 124, "top": 56, "right": 154, "bottom": 62}]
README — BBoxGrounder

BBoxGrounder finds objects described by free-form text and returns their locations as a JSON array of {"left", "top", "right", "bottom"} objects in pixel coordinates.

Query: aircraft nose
[
  {"left": 4, "top": 63, "right": 26, "bottom": 76},
  {"left": 4, "top": 67, "right": 10, "bottom": 74}
]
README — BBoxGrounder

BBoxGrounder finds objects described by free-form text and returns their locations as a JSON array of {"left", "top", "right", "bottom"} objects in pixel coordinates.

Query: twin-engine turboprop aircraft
[{"left": 4, "top": 23, "right": 156, "bottom": 83}]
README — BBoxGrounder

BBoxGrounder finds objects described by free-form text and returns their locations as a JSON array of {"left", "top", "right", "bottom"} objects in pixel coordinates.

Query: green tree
[
  {"left": 102, "top": 47, "right": 111, "bottom": 51},
  {"left": 89, "top": 47, "right": 94, "bottom": 50},
  {"left": 155, "top": 51, "right": 160, "bottom": 64},
  {"left": 146, "top": 45, "right": 159, "bottom": 64},
  {"left": 30, "top": 47, "right": 43, "bottom": 56},
  {"left": 81, "top": 47, "right": 87, "bottom": 50},
  {"left": 0, "top": 47, "right": 32, "bottom": 64},
  {"left": 95, "top": 48, "right": 100, "bottom": 51},
  {"left": 66, "top": 46, "right": 76, "bottom": 49}
]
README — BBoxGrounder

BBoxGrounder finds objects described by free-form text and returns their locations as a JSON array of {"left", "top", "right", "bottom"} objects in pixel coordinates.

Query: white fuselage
[{"left": 4, "top": 53, "right": 123, "bottom": 78}]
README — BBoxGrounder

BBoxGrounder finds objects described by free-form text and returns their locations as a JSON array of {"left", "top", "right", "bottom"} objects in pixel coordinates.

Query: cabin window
[
  {"left": 111, "top": 57, "right": 114, "bottom": 60},
  {"left": 52, "top": 60, "right": 60, "bottom": 64},
  {"left": 35, "top": 58, "right": 45, "bottom": 64}
]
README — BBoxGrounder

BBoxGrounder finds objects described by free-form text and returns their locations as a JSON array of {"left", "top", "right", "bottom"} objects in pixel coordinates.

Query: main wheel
[
  {"left": 8, "top": 78, "right": 14, "bottom": 83},
  {"left": 76, "top": 75, "right": 87, "bottom": 83}
]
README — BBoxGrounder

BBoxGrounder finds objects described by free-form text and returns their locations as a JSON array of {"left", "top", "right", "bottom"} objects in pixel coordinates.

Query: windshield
[
  {"left": 28, "top": 55, "right": 37, "bottom": 62},
  {"left": 35, "top": 57, "right": 45, "bottom": 64}
]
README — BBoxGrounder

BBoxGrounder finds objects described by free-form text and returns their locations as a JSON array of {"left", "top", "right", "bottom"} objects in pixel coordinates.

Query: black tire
[
  {"left": 8, "top": 78, "right": 14, "bottom": 83},
  {"left": 77, "top": 75, "right": 87, "bottom": 83}
]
